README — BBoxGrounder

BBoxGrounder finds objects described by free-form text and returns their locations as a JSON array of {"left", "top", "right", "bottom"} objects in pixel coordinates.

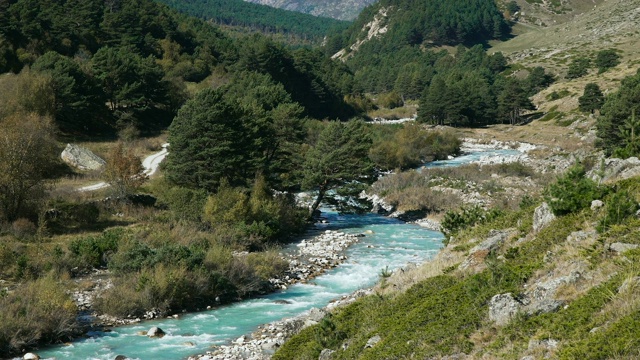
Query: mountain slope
[
  {"left": 243, "top": 0, "right": 376, "bottom": 21},
  {"left": 155, "top": 0, "right": 349, "bottom": 44},
  {"left": 490, "top": 0, "right": 640, "bottom": 115}
]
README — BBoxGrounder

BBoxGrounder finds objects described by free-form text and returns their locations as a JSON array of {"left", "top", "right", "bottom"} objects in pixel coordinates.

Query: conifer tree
[{"left": 578, "top": 83, "right": 604, "bottom": 114}]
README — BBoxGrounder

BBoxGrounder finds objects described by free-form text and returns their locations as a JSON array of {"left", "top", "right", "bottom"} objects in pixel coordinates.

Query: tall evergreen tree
[
  {"left": 165, "top": 88, "right": 258, "bottom": 192},
  {"left": 597, "top": 70, "right": 640, "bottom": 156},
  {"left": 578, "top": 83, "right": 604, "bottom": 114},
  {"left": 498, "top": 78, "right": 534, "bottom": 125}
]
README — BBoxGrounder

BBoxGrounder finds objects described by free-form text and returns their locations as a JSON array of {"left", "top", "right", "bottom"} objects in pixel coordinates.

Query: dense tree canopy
[
  {"left": 302, "top": 120, "right": 374, "bottom": 216},
  {"left": 597, "top": 70, "right": 640, "bottom": 157},
  {"left": 0, "top": 0, "right": 360, "bottom": 137},
  {"left": 156, "top": 0, "right": 349, "bottom": 45},
  {"left": 165, "top": 88, "right": 260, "bottom": 192},
  {"left": 416, "top": 46, "right": 541, "bottom": 127}
]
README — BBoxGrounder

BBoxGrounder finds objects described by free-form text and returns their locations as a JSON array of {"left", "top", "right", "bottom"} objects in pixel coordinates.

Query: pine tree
[
  {"left": 302, "top": 120, "right": 374, "bottom": 217},
  {"left": 578, "top": 83, "right": 604, "bottom": 114}
]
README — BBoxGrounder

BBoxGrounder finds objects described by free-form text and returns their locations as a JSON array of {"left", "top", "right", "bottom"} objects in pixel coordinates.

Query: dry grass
[
  {"left": 596, "top": 268, "right": 640, "bottom": 330},
  {"left": 367, "top": 104, "right": 417, "bottom": 120},
  {"left": 376, "top": 247, "right": 465, "bottom": 296}
]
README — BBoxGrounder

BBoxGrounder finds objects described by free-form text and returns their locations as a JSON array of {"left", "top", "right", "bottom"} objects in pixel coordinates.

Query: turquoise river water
[{"left": 31, "top": 149, "right": 520, "bottom": 360}]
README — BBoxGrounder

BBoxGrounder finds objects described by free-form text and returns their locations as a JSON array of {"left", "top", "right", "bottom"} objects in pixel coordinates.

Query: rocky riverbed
[{"left": 67, "top": 229, "right": 367, "bottom": 329}]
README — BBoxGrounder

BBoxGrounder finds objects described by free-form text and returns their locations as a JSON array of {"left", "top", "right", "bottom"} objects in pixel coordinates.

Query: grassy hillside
[{"left": 491, "top": 0, "right": 640, "bottom": 116}]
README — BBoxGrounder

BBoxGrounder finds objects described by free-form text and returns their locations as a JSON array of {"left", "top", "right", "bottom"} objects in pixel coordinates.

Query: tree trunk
[{"left": 308, "top": 186, "right": 326, "bottom": 220}]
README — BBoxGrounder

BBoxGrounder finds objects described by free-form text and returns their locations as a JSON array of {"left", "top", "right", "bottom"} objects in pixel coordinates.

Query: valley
[{"left": 2, "top": 0, "right": 640, "bottom": 358}]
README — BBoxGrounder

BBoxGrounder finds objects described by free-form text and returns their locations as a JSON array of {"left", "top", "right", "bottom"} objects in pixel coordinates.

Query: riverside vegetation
[{"left": 2, "top": 0, "right": 640, "bottom": 358}]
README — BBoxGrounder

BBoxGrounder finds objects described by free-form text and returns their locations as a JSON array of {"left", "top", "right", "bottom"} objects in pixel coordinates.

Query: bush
[
  {"left": 151, "top": 179, "right": 207, "bottom": 222},
  {"left": 369, "top": 125, "right": 461, "bottom": 170},
  {"left": 0, "top": 275, "right": 77, "bottom": 356},
  {"left": 203, "top": 177, "right": 306, "bottom": 249},
  {"left": 597, "top": 190, "right": 638, "bottom": 232},
  {"left": 544, "top": 163, "right": 605, "bottom": 216},
  {"left": 46, "top": 200, "right": 100, "bottom": 229},
  {"left": 595, "top": 49, "right": 620, "bottom": 74},
  {"left": 11, "top": 218, "right": 37, "bottom": 239},
  {"left": 441, "top": 205, "right": 503, "bottom": 240},
  {"left": 377, "top": 92, "right": 404, "bottom": 109},
  {"left": 68, "top": 228, "right": 122, "bottom": 270}
]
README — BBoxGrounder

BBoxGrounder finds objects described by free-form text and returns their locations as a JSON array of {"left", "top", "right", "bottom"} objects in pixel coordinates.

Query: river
[{"left": 32, "top": 149, "right": 521, "bottom": 360}]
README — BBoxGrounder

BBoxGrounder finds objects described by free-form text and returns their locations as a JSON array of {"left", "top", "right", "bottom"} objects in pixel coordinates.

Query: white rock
[
  {"left": 591, "top": 200, "right": 604, "bottom": 210},
  {"left": 533, "top": 202, "right": 556, "bottom": 233},
  {"left": 60, "top": 143, "right": 106, "bottom": 171}
]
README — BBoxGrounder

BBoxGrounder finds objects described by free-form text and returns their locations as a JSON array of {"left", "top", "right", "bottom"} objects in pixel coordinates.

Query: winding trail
[{"left": 77, "top": 143, "right": 169, "bottom": 192}]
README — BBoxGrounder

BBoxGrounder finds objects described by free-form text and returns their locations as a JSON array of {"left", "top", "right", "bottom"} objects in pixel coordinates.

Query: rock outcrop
[
  {"left": 61, "top": 143, "right": 106, "bottom": 171},
  {"left": 489, "top": 293, "right": 521, "bottom": 326},
  {"left": 459, "top": 229, "right": 515, "bottom": 271},
  {"left": 533, "top": 202, "right": 555, "bottom": 233},
  {"left": 588, "top": 157, "right": 640, "bottom": 183}
]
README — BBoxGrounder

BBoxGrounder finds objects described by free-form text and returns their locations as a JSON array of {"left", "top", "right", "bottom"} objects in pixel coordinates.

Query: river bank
[
  {"left": 185, "top": 140, "right": 543, "bottom": 360},
  {"left": 32, "top": 139, "right": 532, "bottom": 360}
]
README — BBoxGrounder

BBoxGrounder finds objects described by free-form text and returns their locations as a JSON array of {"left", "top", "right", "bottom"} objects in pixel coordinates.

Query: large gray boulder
[
  {"left": 489, "top": 293, "right": 521, "bottom": 326},
  {"left": 523, "top": 271, "right": 582, "bottom": 315},
  {"left": 146, "top": 326, "right": 166, "bottom": 338},
  {"left": 533, "top": 202, "right": 555, "bottom": 233},
  {"left": 61, "top": 143, "right": 106, "bottom": 171},
  {"left": 469, "top": 229, "right": 513, "bottom": 253}
]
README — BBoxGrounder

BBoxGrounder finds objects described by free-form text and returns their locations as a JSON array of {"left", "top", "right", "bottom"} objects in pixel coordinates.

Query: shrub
[
  {"left": 203, "top": 177, "right": 306, "bottom": 249},
  {"left": 0, "top": 275, "right": 77, "bottom": 356},
  {"left": 595, "top": 49, "right": 620, "bottom": 73},
  {"left": 46, "top": 200, "right": 100, "bottom": 230},
  {"left": 544, "top": 163, "right": 606, "bottom": 216},
  {"left": 369, "top": 125, "right": 461, "bottom": 170},
  {"left": 151, "top": 179, "right": 207, "bottom": 222},
  {"left": 377, "top": 92, "right": 404, "bottom": 109},
  {"left": 441, "top": 205, "right": 503, "bottom": 240},
  {"left": 10, "top": 218, "right": 37, "bottom": 239},
  {"left": 597, "top": 190, "right": 638, "bottom": 232},
  {"left": 94, "top": 265, "right": 232, "bottom": 317},
  {"left": 68, "top": 228, "right": 122, "bottom": 270}
]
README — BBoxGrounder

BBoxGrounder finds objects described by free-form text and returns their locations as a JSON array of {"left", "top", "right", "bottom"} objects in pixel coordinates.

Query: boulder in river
[
  {"left": 61, "top": 143, "right": 106, "bottom": 171},
  {"left": 147, "top": 326, "right": 166, "bottom": 338},
  {"left": 23, "top": 353, "right": 40, "bottom": 360}
]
